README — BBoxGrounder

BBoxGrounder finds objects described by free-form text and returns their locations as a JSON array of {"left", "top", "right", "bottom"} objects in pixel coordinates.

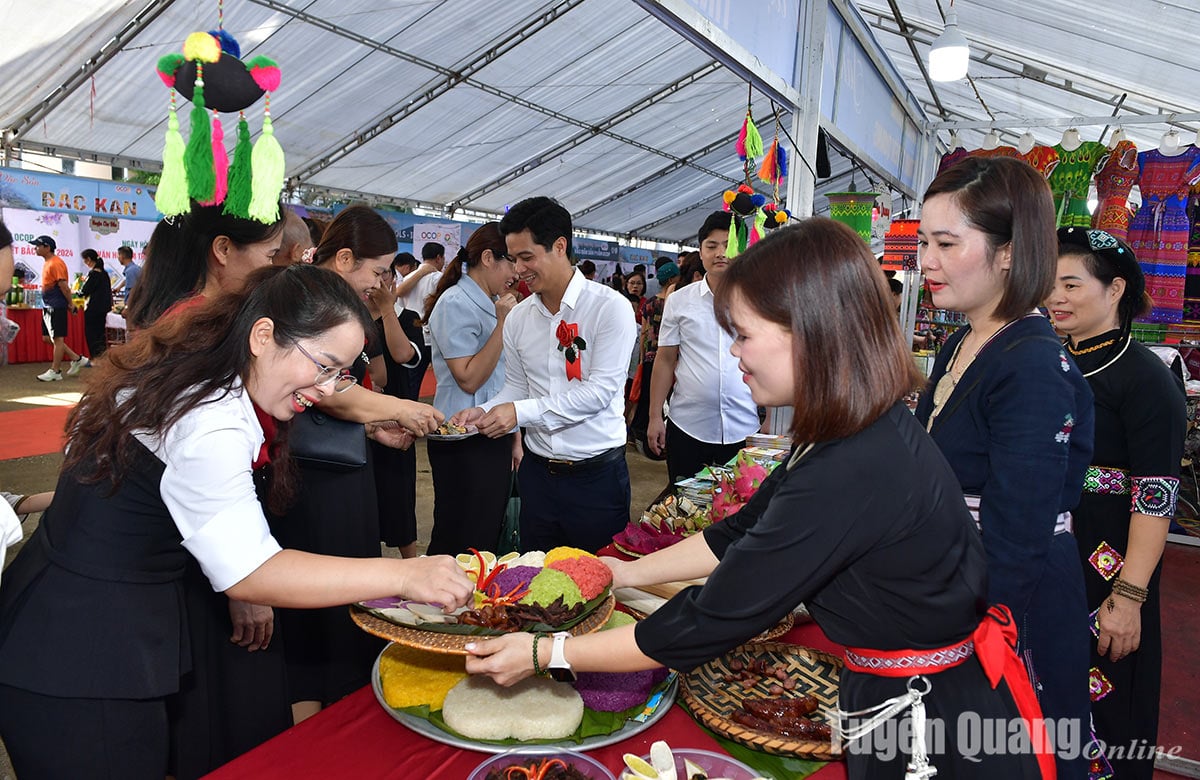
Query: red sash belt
[{"left": 844, "top": 605, "right": 1056, "bottom": 780}]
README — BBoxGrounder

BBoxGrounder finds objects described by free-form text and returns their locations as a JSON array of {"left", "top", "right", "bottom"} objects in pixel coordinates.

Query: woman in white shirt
[
  {"left": 0, "top": 264, "right": 472, "bottom": 780},
  {"left": 425, "top": 223, "right": 520, "bottom": 555}
]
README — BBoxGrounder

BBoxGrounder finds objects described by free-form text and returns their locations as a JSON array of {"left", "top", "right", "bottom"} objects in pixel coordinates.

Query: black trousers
[
  {"left": 84, "top": 309, "right": 108, "bottom": 358},
  {"left": 426, "top": 433, "right": 513, "bottom": 555},
  {"left": 665, "top": 419, "right": 746, "bottom": 485},
  {"left": 517, "top": 447, "right": 630, "bottom": 553},
  {"left": 0, "top": 682, "right": 169, "bottom": 779}
]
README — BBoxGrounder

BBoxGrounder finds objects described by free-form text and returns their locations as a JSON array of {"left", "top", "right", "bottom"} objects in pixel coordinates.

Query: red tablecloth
[
  {"left": 204, "top": 621, "right": 849, "bottom": 780},
  {"left": 5, "top": 306, "right": 90, "bottom": 363}
]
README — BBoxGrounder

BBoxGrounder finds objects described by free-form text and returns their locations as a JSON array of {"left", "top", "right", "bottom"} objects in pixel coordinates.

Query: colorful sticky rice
[
  {"left": 547, "top": 555, "right": 612, "bottom": 600},
  {"left": 442, "top": 675, "right": 584, "bottom": 740},
  {"left": 519, "top": 568, "right": 584, "bottom": 608},
  {"left": 573, "top": 667, "right": 670, "bottom": 712},
  {"left": 488, "top": 565, "right": 541, "bottom": 598},
  {"left": 543, "top": 546, "right": 592, "bottom": 566},
  {"left": 601, "top": 611, "right": 637, "bottom": 631},
  {"left": 377, "top": 644, "right": 466, "bottom": 709}
]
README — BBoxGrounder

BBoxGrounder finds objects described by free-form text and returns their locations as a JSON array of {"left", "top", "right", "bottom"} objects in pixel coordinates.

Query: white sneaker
[
  {"left": 66, "top": 356, "right": 91, "bottom": 376},
  {"left": 36, "top": 369, "right": 63, "bottom": 382}
]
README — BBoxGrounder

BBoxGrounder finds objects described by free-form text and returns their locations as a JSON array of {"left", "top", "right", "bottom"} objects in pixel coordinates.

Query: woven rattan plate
[
  {"left": 350, "top": 594, "right": 616, "bottom": 656},
  {"left": 680, "top": 641, "right": 843, "bottom": 760}
]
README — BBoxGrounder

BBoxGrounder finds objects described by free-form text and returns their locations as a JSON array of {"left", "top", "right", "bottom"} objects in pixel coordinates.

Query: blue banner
[{"left": 0, "top": 167, "right": 159, "bottom": 219}]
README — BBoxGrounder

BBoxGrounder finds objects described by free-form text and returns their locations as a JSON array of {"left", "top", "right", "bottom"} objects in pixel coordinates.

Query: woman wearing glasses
[
  {"left": 0, "top": 264, "right": 473, "bottom": 780},
  {"left": 1049, "top": 228, "right": 1186, "bottom": 779},
  {"left": 425, "top": 223, "right": 521, "bottom": 555}
]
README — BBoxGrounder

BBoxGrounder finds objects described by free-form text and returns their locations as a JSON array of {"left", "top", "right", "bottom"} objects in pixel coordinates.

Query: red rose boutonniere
[{"left": 555, "top": 320, "right": 586, "bottom": 381}]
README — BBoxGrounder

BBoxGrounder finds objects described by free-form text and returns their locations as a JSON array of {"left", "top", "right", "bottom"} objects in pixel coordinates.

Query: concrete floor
[{"left": 0, "top": 359, "right": 669, "bottom": 778}]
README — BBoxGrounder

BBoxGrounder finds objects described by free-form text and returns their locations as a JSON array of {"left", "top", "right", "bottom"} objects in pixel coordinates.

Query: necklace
[
  {"left": 925, "top": 317, "right": 1027, "bottom": 432},
  {"left": 1081, "top": 336, "right": 1131, "bottom": 378},
  {"left": 786, "top": 442, "right": 816, "bottom": 471},
  {"left": 1067, "top": 338, "right": 1116, "bottom": 356}
]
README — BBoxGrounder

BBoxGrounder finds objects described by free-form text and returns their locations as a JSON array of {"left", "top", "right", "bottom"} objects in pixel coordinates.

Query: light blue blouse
[{"left": 427, "top": 273, "right": 505, "bottom": 418}]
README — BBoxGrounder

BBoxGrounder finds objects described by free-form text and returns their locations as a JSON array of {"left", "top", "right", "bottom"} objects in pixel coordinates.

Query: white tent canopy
[{"left": 1, "top": 0, "right": 1197, "bottom": 244}]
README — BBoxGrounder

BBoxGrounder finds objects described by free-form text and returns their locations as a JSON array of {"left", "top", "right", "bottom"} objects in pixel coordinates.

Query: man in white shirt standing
[
  {"left": 647, "top": 211, "right": 760, "bottom": 485},
  {"left": 394, "top": 243, "right": 444, "bottom": 400},
  {"left": 457, "top": 197, "right": 637, "bottom": 553}
]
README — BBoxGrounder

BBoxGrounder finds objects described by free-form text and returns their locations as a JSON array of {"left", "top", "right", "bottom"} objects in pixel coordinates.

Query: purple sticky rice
[
  {"left": 573, "top": 668, "right": 670, "bottom": 712},
  {"left": 487, "top": 565, "right": 540, "bottom": 597}
]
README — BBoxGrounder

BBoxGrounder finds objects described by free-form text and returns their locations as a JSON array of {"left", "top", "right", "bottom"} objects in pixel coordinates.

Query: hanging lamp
[{"left": 928, "top": 8, "right": 970, "bottom": 82}]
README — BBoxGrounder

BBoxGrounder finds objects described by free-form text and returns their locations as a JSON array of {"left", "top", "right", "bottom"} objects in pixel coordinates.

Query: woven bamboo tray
[
  {"left": 350, "top": 593, "right": 615, "bottom": 656},
  {"left": 680, "top": 641, "right": 843, "bottom": 760}
]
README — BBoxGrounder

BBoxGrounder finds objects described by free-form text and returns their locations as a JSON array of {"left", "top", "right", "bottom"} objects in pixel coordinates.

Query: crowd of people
[{"left": 0, "top": 156, "right": 1187, "bottom": 779}]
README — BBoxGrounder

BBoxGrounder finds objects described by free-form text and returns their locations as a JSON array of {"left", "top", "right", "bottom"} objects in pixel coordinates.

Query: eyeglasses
[{"left": 294, "top": 342, "right": 358, "bottom": 393}]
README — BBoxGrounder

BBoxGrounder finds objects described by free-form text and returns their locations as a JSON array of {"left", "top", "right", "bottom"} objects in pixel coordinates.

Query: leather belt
[{"left": 524, "top": 445, "right": 625, "bottom": 475}]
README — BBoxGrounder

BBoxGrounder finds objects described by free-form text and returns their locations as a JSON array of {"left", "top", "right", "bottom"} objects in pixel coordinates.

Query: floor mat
[{"left": 0, "top": 405, "right": 71, "bottom": 460}]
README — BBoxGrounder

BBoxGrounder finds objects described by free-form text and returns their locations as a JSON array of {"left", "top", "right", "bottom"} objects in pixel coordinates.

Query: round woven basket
[
  {"left": 350, "top": 594, "right": 616, "bottom": 656},
  {"left": 680, "top": 641, "right": 843, "bottom": 760}
]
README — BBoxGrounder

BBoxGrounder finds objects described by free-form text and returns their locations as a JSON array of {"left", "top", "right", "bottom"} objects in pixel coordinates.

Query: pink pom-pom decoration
[
  {"left": 735, "top": 118, "right": 749, "bottom": 161},
  {"left": 246, "top": 56, "right": 282, "bottom": 92}
]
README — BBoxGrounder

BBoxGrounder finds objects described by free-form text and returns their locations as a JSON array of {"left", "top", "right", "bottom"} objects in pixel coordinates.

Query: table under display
[
  {"left": 202, "top": 621, "right": 849, "bottom": 780},
  {"left": 4, "top": 306, "right": 90, "bottom": 363}
]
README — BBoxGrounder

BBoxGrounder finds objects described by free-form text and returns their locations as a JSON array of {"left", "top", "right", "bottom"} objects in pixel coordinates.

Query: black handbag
[{"left": 288, "top": 409, "right": 368, "bottom": 472}]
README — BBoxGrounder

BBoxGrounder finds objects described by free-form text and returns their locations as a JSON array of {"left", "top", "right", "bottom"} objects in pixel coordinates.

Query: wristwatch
[{"left": 546, "top": 631, "right": 576, "bottom": 683}]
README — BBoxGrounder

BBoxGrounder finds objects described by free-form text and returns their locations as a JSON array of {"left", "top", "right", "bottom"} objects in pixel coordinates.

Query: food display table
[
  {"left": 203, "top": 620, "right": 849, "bottom": 780},
  {"left": 4, "top": 306, "right": 90, "bottom": 363}
]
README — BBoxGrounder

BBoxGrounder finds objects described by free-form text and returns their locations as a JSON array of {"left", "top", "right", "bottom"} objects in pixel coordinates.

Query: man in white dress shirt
[
  {"left": 456, "top": 197, "right": 637, "bottom": 552},
  {"left": 647, "top": 211, "right": 760, "bottom": 485}
]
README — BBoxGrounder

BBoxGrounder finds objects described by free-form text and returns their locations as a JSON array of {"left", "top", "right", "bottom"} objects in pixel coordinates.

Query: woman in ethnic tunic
[
  {"left": 467, "top": 218, "right": 1049, "bottom": 779},
  {"left": 1048, "top": 227, "right": 1186, "bottom": 779},
  {"left": 0, "top": 265, "right": 473, "bottom": 780},
  {"left": 914, "top": 156, "right": 1094, "bottom": 779}
]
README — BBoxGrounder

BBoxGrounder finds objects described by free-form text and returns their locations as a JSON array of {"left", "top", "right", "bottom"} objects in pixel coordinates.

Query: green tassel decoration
[
  {"left": 744, "top": 114, "right": 763, "bottom": 160},
  {"left": 223, "top": 114, "right": 253, "bottom": 219},
  {"left": 726, "top": 213, "right": 740, "bottom": 258},
  {"left": 183, "top": 68, "right": 215, "bottom": 203},
  {"left": 248, "top": 112, "right": 285, "bottom": 223},
  {"left": 155, "top": 104, "right": 190, "bottom": 216}
]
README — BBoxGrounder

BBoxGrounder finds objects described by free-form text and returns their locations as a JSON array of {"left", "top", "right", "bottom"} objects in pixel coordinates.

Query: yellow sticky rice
[
  {"left": 543, "top": 546, "right": 595, "bottom": 566},
  {"left": 378, "top": 644, "right": 467, "bottom": 710}
]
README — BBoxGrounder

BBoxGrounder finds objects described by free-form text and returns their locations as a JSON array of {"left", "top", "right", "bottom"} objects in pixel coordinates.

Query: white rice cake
[{"left": 442, "top": 675, "right": 584, "bottom": 741}]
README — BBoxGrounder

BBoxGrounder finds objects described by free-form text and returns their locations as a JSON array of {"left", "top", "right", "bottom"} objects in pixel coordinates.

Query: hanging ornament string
[{"left": 218, "top": 0, "right": 224, "bottom": 31}]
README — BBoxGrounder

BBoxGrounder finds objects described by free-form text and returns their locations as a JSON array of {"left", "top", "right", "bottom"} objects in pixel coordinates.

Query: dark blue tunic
[{"left": 915, "top": 313, "right": 1093, "bottom": 779}]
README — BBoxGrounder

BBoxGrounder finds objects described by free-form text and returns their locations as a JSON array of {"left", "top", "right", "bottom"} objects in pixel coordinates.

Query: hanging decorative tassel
[
  {"left": 202, "top": 111, "right": 229, "bottom": 206},
  {"left": 757, "top": 139, "right": 778, "bottom": 185},
  {"left": 735, "top": 118, "right": 749, "bottom": 161},
  {"left": 184, "top": 62, "right": 215, "bottom": 203},
  {"left": 776, "top": 144, "right": 788, "bottom": 180},
  {"left": 750, "top": 207, "right": 768, "bottom": 246},
  {"left": 248, "top": 96, "right": 285, "bottom": 223},
  {"left": 155, "top": 91, "right": 190, "bottom": 216},
  {"left": 743, "top": 113, "right": 763, "bottom": 160},
  {"left": 726, "top": 213, "right": 741, "bottom": 258},
  {"left": 737, "top": 216, "right": 749, "bottom": 254},
  {"left": 223, "top": 113, "right": 253, "bottom": 218}
]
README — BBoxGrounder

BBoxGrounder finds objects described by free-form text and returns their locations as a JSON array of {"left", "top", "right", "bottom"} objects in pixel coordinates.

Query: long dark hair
[
  {"left": 126, "top": 201, "right": 285, "bottom": 329},
  {"left": 715, "top": 218, "right": 923, "bottom": 444},
  {"left": 311, "top": 205, "right": 397, "bottom": 268},
  {"left": 425, "top": 222, "right": 506, "bottom": 320},
  {"left": 67, "top": 264, "right": 373, "bottom": 511},
  {"left": 922, "top": 156, "right": 1056, "bottom": 321}
]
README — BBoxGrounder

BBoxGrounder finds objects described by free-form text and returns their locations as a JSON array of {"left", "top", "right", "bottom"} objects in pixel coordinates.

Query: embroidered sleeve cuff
[{"left": 1130, "top": 475, "right": 1179, "bottom": 517}]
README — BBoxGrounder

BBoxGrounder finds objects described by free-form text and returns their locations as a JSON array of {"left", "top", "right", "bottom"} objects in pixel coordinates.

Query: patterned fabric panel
[{"left": 1130, "top": 475, "right": 1180, "bottom": 516}]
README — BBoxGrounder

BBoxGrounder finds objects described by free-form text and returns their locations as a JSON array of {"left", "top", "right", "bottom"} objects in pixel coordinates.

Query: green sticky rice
[
  {"left": 519, "top": 568, "right": 583, "bottom": 608},
  {"left": 601, "top": 611, "right": 636, "bottom": 631}
]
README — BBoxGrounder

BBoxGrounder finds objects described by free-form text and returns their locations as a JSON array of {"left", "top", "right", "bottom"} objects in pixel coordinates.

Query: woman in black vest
[{"left": 0, "top": 264, "right": 471, "bottom": 780}]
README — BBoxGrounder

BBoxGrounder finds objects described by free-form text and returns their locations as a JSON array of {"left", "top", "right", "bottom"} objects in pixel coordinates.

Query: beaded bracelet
[
  {"left": 531, "top": 632, "right": 550, "bottom": 675},
  {"left": 1112, "top": 578, "right": 1149, "bottom": 603}
]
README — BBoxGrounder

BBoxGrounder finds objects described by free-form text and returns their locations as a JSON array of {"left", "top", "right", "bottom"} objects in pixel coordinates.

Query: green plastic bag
[{"left": 497, "top": 472, "right": 521, "bottom": 555}]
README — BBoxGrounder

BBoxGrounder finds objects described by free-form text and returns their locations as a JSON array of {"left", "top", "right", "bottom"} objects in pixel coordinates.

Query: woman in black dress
[
  {"left": 1049, "top": 227, "right": 1186, "bottom": 779},
  {"left": 0, "top": 265, "right": 473, "bottom": 780},
  {"left": 467, "top": 218, "right": 1051, "bottom": 779},
  {"left": 79, "top": 248, "right": 112, "bottom": 358}
]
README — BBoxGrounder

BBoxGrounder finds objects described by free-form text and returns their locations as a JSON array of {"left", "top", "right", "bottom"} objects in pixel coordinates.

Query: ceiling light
[{"left": 928, "top": 10, "right": 970, "bottom": 82}]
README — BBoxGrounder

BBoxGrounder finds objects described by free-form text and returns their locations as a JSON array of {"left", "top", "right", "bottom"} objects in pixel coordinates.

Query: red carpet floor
[{"left": 0, "top": 405, "right": 70, "bottom": 459}]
